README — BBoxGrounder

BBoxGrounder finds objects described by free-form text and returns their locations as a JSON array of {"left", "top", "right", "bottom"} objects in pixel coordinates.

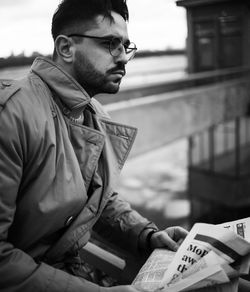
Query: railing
[
  {"left": 188, "top": 116, "right": 250, "bottom": 178},
  {"left": 80, "top": 239, "right": 145, "bottom": 285},
  {"left": 106, "top": 66, "right": 250, "bottom": 157},
  {"left": 99, "top": 66, "right": 250, "bottom": 105}
]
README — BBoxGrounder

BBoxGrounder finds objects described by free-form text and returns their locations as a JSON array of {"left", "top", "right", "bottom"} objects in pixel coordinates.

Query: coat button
[{"left": 65, "top": 216, "right": 74, "bottom": 227}]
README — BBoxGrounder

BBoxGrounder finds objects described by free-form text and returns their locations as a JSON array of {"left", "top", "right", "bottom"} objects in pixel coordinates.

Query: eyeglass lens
[{"left": 110, "top": 38, "right": 136, "bottom": 60}]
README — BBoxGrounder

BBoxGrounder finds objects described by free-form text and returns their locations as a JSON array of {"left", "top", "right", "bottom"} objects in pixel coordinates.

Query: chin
[{"left": 103, "top": 83, "right": 120, "bottom": 94}]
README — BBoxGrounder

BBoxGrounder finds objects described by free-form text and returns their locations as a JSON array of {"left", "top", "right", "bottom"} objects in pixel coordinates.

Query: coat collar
[{"left": 31, "top": 57, "right": 91, "bottom": 116}]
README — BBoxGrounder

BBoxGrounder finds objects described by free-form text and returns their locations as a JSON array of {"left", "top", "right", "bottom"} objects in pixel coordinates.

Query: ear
[{"left": 54, "top": 35, "right": 75, "bottom": 63}]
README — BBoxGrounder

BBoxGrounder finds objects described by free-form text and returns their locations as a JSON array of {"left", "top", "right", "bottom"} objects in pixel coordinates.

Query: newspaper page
[
  {"left": 219, "top": 217, "right": 250, "bottom": 276},
  {"left": 170, "top": 250, "right": 235, "bottom": 283},
  {"left": 161, "top": 222, "right": 250, "bottom": 287},
  {"left": 162, "top": 264, "right": 229, "bottom": 292},
  {"left": 132, "top": 248, "right": 175, "bottom": 291},
  {"left": 168, "top": 251, "right": 238, "bottom": 291},
  {"left": 132, "top": 217, "right": 250, "bottom": 292},
  {"left": 219, "top": 217, "right": 250, "bottom": 242}
]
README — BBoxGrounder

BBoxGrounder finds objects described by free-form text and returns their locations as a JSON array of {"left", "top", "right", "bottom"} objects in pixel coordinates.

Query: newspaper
[{"left": 133, "top": 217, "right": 250, "bottom": 292}]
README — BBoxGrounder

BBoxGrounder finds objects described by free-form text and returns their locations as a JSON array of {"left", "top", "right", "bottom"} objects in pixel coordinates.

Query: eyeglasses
[{"left": 67, "top": 34, "right": 137, "bottom": 61}]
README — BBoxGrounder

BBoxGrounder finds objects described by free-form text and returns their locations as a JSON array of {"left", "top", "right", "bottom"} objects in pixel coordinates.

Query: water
[
  {"left": 0, "top": 55, "right": 187, "bottom": 88},
  {"left": 119, "top": 139, "right": 190, "bottom": 230},
  {"left": 0, "top": 65, "right": 30, "bottom": 80}
]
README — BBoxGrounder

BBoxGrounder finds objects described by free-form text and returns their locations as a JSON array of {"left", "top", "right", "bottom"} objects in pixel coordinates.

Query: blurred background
[{"left": 1, "top": 0, "right": 250, "bottom": 232}]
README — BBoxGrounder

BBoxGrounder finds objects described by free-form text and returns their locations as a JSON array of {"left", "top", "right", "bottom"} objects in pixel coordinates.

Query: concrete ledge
[
  {"left": 97, "top": 66, "right": 250, "bottom": 105},
  {"left": 105, "top": 77, "right": 250, "bottom": 157}
]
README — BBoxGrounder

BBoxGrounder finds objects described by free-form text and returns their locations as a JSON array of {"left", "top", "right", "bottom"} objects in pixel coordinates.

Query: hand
[
  {"left": 150, "top": 226, "right": 188, "bottom": 252},
  {"left": 100, "top": 285, "right": 146, "bottom": 292}
]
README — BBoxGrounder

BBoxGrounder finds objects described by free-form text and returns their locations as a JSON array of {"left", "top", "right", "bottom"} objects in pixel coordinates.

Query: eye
[
  {"left": 101, "top": 40, "right": 111, "bottom": 47},
  {"left": 123, "top": 41, "right": 130, "bottom": 49},
  {"left": 111, "top": 37, "right": 122, "bottom": 49}
]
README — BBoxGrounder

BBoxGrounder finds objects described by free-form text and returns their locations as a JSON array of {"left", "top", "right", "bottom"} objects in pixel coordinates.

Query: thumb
[{"left": 162, "top": 233, "right": 178, "bottom": 251}]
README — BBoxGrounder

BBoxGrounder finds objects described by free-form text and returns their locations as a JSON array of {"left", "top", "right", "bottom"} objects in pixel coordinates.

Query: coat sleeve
[
  {"left": 0, "top": 88, "right": 100, "bottom": 292},
  {"left": 93, "top": 191, "right": 158, "bottom": 254}
]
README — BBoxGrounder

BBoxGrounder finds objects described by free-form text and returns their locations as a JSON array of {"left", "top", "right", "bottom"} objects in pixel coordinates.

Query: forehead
[{"left": 85, "top": 11, "right": 128, "bottom": 39}]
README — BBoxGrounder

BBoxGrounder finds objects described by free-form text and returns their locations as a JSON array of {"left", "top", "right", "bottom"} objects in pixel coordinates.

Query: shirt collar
[{"left": 31, "top": 57, "right": 91, "bottom": 116}]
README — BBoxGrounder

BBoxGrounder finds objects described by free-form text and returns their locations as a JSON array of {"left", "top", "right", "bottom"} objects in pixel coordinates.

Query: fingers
[
  {"left": 165, "top": 226, "right": 188, "bottom": 242},
  {"left": 177, "top": 238, "right": 184, "bottom": 246},
  {"left": 162, "top": 233, "right": 179, "bottom": 251},
  {"left": 166, "top": 226, "right": 188, "bottom": 250},
  {"left": 151, "top": 231, "right": 179, "bottom": 251},
  {"left": 173, "top": 226, "right": 189, "bottom": 240},
  {"left": 150, "top": 227, "right": 189, "bottom": 251}
]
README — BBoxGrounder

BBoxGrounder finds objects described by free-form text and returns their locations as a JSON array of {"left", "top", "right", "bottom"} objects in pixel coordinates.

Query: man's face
[{"left": 71, "top": 12, "right": 129, "bottom": 96}]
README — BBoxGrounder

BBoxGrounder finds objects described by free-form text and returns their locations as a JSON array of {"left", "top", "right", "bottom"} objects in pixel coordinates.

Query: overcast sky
[{"left": 0, "top": 0, "right": 187, "bottom": 58}]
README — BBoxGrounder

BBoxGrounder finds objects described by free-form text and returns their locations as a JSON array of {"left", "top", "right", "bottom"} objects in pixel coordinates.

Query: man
[{"left": 0, "top": 0, "right": 188, "bottom": 291}]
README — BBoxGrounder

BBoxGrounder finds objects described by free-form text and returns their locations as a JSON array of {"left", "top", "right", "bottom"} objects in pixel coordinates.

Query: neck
[{"left": 53, "top": 57, "right": 97, "bottom": 98}]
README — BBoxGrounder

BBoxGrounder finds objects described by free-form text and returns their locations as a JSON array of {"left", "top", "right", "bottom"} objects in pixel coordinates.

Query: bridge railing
[{"left": 105, "top": 66, "right": 250, "bottom": 157}]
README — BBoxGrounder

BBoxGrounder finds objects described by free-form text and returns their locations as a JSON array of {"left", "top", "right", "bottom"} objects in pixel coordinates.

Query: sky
[{"left": 0, "top": 0, "right": 187, "bottom": 58}]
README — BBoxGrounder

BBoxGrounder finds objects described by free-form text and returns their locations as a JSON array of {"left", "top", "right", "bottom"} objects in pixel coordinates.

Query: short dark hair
[{"left": 51, "top": 0, "right": 129, "bottom": 40}]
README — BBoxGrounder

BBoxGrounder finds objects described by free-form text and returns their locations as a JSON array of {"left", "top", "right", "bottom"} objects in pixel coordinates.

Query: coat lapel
[{"left": 43, "top": 118, "right": 137, "bottom": 262}]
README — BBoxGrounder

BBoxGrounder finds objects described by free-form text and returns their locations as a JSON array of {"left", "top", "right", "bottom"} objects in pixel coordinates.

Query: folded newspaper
[{"left": 132, "top": 217, "right": 250, "bottom": 292}]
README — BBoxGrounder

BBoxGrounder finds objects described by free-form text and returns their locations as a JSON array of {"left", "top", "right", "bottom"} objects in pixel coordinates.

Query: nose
[{"left": 114, "top": 46, "right": 129, "bottom": 65}]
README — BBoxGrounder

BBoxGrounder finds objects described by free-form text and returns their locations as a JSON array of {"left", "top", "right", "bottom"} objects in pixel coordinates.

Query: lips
[
  {"left": 109, "top": 65, "right": 126, "bottom": 76},
  {"left": 110, "top": 70, "right": 126, "bottom": 77}
]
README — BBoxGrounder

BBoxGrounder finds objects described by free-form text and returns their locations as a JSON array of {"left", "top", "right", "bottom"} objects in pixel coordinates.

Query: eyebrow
[{"left": 102, "top": 34, "right": 130, "bottom": 43}]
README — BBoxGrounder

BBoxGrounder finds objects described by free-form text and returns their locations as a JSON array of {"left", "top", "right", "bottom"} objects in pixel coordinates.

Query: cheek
[
  {"left": 88, "top": 48, "right": 113, "bottom": 70},
  {"left": 75, "top": 47, "right": 113, "bottom": 76},
  {"left": 93, "top": 56, "right": 112, "bottom": 73}
]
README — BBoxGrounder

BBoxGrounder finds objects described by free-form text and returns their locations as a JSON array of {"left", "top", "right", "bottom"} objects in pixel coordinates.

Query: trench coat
[{"left": 0, "top": 57, "right": 157, "bottom": 291}]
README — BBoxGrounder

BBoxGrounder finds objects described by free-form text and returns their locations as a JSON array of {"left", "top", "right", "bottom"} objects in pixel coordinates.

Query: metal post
[
  {"left": 188, "top": 136, "right": 193, "bottom": 167},
  {"left": 209, "top": 126, "right": 215, "bottom": 172},
  {"left": 235, "top": 117, "right": 241, "bottom": 178}
]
